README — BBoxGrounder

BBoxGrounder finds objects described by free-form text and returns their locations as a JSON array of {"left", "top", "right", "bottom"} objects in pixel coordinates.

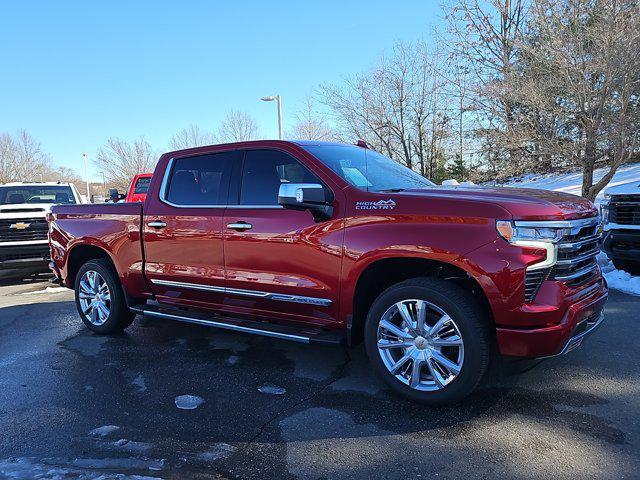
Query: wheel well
[
  {"left": 350, "top": 257, "right": 493, "bottom": 345},
  {"left": 66, "top": 245, "right": 112, "bottom": 287}
]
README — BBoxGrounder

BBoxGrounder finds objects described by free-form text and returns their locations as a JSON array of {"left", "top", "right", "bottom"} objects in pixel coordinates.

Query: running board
[{"left": 129, "top": 303, "right": 345, "bottom": 346}]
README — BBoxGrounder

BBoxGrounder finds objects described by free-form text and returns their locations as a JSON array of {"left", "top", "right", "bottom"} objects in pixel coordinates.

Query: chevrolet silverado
[{"left": 49, "top": 141, "right": 608, "bottom": 404}]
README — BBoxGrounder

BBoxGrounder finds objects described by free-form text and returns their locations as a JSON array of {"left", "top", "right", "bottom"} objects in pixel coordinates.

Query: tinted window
[
  {"left": 239, "top": 150, "right": 322, "bottom": 205},
  {"left": 0, "top": 185, "right": 76, "bottom": 205},
  {"left": 166, "top": 152, "right": 236, "bottom": 205},
  {"left": 133, "top": 176, "right": 151, "bottom": 194},
  {"left": 302, "top": 145, "right": 434, "bottom": 192}
]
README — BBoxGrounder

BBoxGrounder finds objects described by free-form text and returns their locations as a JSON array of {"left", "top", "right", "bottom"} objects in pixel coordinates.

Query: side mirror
[
  {"left": 108, "top": 189, "right": 125, "bottom": 202},
  {"left": 278, "top": 183, "right": 333, "bottom": 221}
]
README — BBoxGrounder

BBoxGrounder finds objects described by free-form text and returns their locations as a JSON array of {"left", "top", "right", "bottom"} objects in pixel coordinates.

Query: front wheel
[
  {"left": 74, "top": 259, "right": 135, "bottom": 334},
  {"left": 364, "top": 277, "right": 491, "bottom": 405}
]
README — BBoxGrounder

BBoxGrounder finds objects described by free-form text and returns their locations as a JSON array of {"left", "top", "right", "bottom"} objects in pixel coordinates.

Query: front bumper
[
  {"left": 0, "top": 243, "right": 50, "bottom": 270},
  {"left": 496, "top": 279, "right": 608, "bottom": 358},
  {"left": 602, "top": 229, "right": 640, "bottom": 262}
]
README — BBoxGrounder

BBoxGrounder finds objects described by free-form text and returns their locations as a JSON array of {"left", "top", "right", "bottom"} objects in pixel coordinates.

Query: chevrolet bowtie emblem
[{"left": 9, "top": 222, "right": 30, "bottom": 230}]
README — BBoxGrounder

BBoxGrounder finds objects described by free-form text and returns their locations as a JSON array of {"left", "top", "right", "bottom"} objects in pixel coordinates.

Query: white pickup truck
[
  {"left": 601, "top": 180, "right": 640, "bottom": 274},
  {"left": 0, "top": 182, "right": 83, "bottom": 278}
]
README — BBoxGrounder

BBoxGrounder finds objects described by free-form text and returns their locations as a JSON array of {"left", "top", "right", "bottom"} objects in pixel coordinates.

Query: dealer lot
[{"left": 0, "top": 279, "right": 638, "bottom": 479}]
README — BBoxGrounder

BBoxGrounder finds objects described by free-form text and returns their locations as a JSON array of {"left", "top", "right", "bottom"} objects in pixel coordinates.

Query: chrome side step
[{"left": 130, "top": 303, "right": 344, "bottom": 346}]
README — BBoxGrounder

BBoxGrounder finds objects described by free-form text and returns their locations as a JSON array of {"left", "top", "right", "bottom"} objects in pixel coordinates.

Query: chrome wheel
[
  {"left": 78, "top": 270, "right": 111, "bottom": 326},
  {"left": 377, "top": 299, "right": 464, "bottom": 391}
]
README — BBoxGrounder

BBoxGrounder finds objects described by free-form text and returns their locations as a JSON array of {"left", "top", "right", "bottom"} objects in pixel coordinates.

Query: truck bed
[{"left": 50, "top": 202, "right": 147, "bottom": 296}]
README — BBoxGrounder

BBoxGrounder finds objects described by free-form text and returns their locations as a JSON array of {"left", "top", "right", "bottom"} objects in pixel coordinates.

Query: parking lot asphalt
[{"left": 0, "top": 276, "right": 639, "bottom": 480}]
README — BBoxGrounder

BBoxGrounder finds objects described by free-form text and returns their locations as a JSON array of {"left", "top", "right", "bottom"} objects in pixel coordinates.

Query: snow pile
[
  {"left": 501, "top": 161, "right": 640, "bottom": 205},
  {"left": 598, "top": 253, "right": 640, "bottom": 296}
]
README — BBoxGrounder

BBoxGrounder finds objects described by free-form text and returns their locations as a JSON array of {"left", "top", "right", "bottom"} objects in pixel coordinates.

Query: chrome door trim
[
  {"left": 151, "top": 279, "right": 226, "bottom": 293},
  {"left": 150, "top": 279, "right": 332, "bottom": 306}
]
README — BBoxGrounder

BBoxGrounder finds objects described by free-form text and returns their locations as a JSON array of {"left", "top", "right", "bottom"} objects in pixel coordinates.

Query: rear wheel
[
  {"left": 74, "top": 259, "right": 135, "bottom": 333},
  {"left": 364, "top": 277, "right": 491, "bottom": 405}
]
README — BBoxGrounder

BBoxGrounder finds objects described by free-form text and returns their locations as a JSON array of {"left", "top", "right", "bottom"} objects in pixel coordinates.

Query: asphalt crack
[{"left": 233, "top": 347, "right": 353, "bottom": 456}]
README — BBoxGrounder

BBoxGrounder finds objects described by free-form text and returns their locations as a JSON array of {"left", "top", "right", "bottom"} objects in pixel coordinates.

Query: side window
[
  {"left": 165, "top": 152, "right": 236, "bottom": 206},
  {"left": 240, "top": 150, "right": 323, "bottom": 205}
]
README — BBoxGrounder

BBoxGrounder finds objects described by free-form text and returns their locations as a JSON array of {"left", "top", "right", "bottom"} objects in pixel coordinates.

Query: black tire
[
  {"left": 74, "top": 258, "right": 135, "bottom": 334},
  {"left": 364, "top": 277, "right": 491, "bottom": 406}
]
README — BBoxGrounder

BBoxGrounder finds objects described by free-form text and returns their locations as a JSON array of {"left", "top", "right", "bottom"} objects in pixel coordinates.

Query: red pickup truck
[{"left": 49, "top": 140, "right": 608, "bottom": 405}]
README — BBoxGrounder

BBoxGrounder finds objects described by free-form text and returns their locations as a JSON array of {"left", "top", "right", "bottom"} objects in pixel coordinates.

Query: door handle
[
  {"left": 227, "top": 222, "right": 252, "bottom": 231},
  {"left": 148, "top": 221, "right": 167, "bottom": 229}
]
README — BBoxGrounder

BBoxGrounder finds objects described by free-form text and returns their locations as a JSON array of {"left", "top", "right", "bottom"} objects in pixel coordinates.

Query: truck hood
[
  {"left": 398, "top": 185, "right": 598, "bottom": 220},
  {"left": 0, "top": 203, "right": 52, "bottom": 218},
  {"left": 604, "top": 181, "right": 640, "bottom": 196}
]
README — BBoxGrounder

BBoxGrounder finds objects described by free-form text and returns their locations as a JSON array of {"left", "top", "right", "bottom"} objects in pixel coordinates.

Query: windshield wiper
[{"left": 377, "top": 188, "right": 406, "bottom": 193}]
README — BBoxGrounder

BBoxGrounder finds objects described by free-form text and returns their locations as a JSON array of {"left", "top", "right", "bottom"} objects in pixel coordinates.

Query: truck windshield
[
  {"left": 0, "top": 185, "right": 76, "bottom": 205},
  {"left": 302, "top": 144, "right": 434, "bottom": 192}
]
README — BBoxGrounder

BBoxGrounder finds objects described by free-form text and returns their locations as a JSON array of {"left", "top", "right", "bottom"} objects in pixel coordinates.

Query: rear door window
[{"left": 165, "top": 151, "right": 238, "bottom": 206}]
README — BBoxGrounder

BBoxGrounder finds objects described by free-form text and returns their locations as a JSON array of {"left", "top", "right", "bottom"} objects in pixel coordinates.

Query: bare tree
[
  {"left": 445, "top": 0, "right": 527, "bottom": 175},
  {"left": 94, "top": 137, "right": 158, "bottom": 190},
  {"left": 505, "top": 0, "right": 640, "bottom": 200},
  {"left": 320, "top": 41, "right": 449, "bottom": 180},
  {"left": 169, "top": 124, "right": 215, "bottom": 150},
  {"left": 216, "top": 110, "right": 260, "bottom": 143},
  {"left": 288, "top": 95, "right": 337, "bottom": 141},
  {"left": 0, "top": 130, "right": 52, "bottom": 183}
]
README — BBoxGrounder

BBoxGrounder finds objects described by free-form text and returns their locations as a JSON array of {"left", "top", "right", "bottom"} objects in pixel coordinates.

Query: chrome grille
[
  {"left": 609, "top": 194, "right": 640, "bottom": 225},
  {"left": 0, "top": 217, "right": 49, "bottom": 242},
  {"left": 552, "top": 219, "right": 601, "bottom": 288}
]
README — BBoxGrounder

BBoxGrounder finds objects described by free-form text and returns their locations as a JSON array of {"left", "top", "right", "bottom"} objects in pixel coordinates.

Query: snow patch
[
  {"left": 109, "top": 439, "right": 153, "bottom": 454},
  {"left": 132, "top": 374, "right": 147, "bottom": 392},
  {"left": 196, "top": 443, "right": 238, "bottom": 463},
  {"left": 20, "top": 286, "right": 69, "bottom": 295},
  {"left": 598, "top": 253, "right": 640, "bottom": 296},
  {"left": 89, "top": 425, "right": 120, "bottom": 437},
  {"left": 0, "top": 456, "right": 163, "bottom": 479},
  {"left": 174, "top": 394, "right": 204, "bottom": 410},
  {"left": 258, "top": 384, "right": 286, "bottom": 395}
]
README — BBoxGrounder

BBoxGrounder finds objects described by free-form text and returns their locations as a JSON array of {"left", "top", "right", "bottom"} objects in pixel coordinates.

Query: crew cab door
[
  {"left": 222, "top": 148, "right": 344, "bottom": 327},
  {"left": 143, "top": 149, "right": 240, "bottom": 308}
]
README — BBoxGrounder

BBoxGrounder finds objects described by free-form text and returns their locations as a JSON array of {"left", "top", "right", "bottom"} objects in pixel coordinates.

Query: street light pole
[
  {"left": 82, "top": 153, "right": 90, "bottom": 202},
  {"left": 261, "top": 95, "right": 283, "bottom": 140}
]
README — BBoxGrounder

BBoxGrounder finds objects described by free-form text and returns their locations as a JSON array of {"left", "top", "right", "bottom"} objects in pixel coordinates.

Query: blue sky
[{"left": 0, "top": 1, "right": 441, "bottom": 180}]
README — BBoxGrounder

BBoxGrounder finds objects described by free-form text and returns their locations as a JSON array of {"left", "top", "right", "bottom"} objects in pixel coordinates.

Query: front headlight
[
  {"left": 496, "top": 220, "right": 566, "bottom": 243},
  {"left": 496, "top": 220, "right": 559, "bottom": 270}
]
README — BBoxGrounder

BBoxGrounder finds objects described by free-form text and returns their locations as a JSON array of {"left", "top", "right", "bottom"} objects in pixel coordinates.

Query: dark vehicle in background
[
  {"left": 601, "top": 181, "right": 640, "bottom": 274},
  {"left": 125, "top": 174, "right": 152, "bottom": 203},
  {"left": 0, "top": 182, "right": 82, "bottom": 278},
  {"left": 49, "top": 141, "right": 607, "bottom": 405}
]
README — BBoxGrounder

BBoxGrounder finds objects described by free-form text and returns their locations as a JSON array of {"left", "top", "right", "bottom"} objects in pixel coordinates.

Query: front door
[
  {"left": 143, "top": 149, "right": 240, "bottom": 309},
  {"left": 223, "top": 148, "right": 344, "bottom": 327}
]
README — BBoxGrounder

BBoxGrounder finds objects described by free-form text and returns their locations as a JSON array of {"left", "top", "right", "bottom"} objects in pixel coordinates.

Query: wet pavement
[{"left": 0, "top": 277, "right": 639, "bottom": 479}]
